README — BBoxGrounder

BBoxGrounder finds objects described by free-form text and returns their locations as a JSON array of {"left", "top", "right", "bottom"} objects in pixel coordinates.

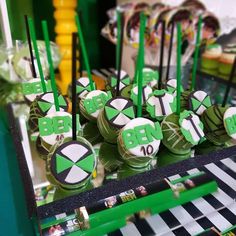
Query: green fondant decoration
[
  {"left": 76, "top": 154, "right": 94, "bottom": 173},
  {"left": 105, "top": 106, "right": 120, "bottom": 120},
  {"left": 123, "top": 77, "right": 130, "bottom": 85},
  {"left": 179, "top": 110, "right": 204, "bottom": 145},
  {"left": 38, "top": 101, "right": 52, "bottom": 113},
  {"left": 122, "top": 106, "right": 135, "bottom": 118},
  {"left": 143, "top": 70, "right": 159, "bottom": 84},
  {"left": 58, "top": 95, "right": 67, "bottom": 106},
  {"left": 111, "top": 76, "right": 117, "bottom": 87},
  {"left": 191, "top": 98, "right": 202, "bottom": 110},
  {"left": 225, "top": 115, "right": 236, "bottom": 135},
  {"left": 203, "top": 96, "right": 211, "bottom": 107},
  {"left": 56, "top": 154, "right": 73, "bottom": 174},
  {"left": 122, "top": 122, "right": 162, "bottom": 149}
]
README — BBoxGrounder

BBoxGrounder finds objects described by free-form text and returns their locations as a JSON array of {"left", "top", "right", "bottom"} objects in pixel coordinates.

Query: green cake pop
[
  {"left": 97, "top": 97, "right": 136, "bottom": 143},
  {"left": 161, "top": 23, "right": 205, "bottom": 155},
  {"left": 118, "top": 117, "right": 163, "bottom": 168},
  {"left": 48, "top": 139, "right": 96, "bottom": 200},
  {"left": 201, "top": 105, "right": 231, "bottom": 145}
]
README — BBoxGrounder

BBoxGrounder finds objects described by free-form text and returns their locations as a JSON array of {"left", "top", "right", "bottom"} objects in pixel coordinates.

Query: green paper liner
[
  {"left": 156, "top": 146, "right": 191, "bottom": 168},
  {"left": 97, "top": 109, "right": 120, "bottom": 144},
  {"left": 83, "top": 122, "right": 104, "bottom": 145},
  {"left": 99, "top": 142, "right": 123, "bottom": 172},
  {"left": 117, "top": 163, "right": 151, "bottom": 180},
  {"left": 161, "top": 113, "right": 193, "bottom": 154},
  {"left": 201, "top": 105, "right": 231, "bottom": 145},
  {"left": 117, "top": 132, "right": 154, "bottom": 168}
]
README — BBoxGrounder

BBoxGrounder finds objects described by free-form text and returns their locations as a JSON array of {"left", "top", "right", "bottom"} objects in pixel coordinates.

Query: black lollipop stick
[
  {"left": 166, "top": 21, "right": 175, "bottom": 81},
  {"left": 24, "top": 15, "right": 37, "bottom": 78},
  {"left": 72, "top": 32, "right": 77, "bottom": 140},
  {"left": 158, "top": 20, "right": 166, "bottom": 89}
]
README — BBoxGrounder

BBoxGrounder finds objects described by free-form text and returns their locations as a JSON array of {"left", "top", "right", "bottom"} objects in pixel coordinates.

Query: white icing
[
  {"left": 224, "top": 107, "right": 236, "bottom": 139},
  {"left": 40, "top": 111, "right": 78, "bottom": 146},
  {"left": 113, "top": 113, "right": 131, "bottom": 126},
  {"left": 84, "top": 90, "right": 108, "bottom": 118},
  {"left": 41, "top": 93, "right": 66, "bottom": 113},
  {"left": 61, "top": 143, "right": 88, "bottom": 163},
  {"left": 113, "top": 70, "right": 127, "bottom": 79},
  {"left": 132, "top": 85, "right": 152, "bottom": 104},
  {"left": 167, "top": 79, "right": 177, "bottom": 89},
  {"left": 192, "top": 90, "right": 209, "bottom": 115},
  {"left": 121, "top": 118, "right": 161, "bottom": 157},
  {"left": 65, "top": 165, "right": 88, "bottom": 183},
  {"left": 147, "top": 93, "right": 174, "bottom": 117},
  {"left": 181, "top": 115, "right": 204, "bottom": 143},
  {"left": 24, "top": 78, "right": 45, "bottom": 102},
  {"left": 110, "top": 98, "right": 128, "bottom": 110},
  {"left": 78, "top": 77, "right": 90, "bottom": 87}
]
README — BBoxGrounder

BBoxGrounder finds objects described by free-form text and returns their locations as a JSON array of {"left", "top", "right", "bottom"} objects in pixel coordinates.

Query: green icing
[
  {"left": 206, "top": 44, "right": 220, "bottom": 50},
  {"left": 224, "top": 114, "right": 236, "bottom": 136},
  {"left": 38, "top": 101, "right": 52, "bottom": 113},
  {"left": 56, "top": 154, "right": 74, "bottom": 174},
  {"left": 105, "top": 106, "right": 120, "bottom": 120},
  {"left": 76, "top": 154, "right": 94, "bottom": 173},
  {"left": 122, "top": 106, "right": 135, "bottom": 118},
  {"left": 191, "top": 95, "right": 211, "bottom": 113},
  {"left": 58, "top": 95, "right": 67, "bottom": 106},
  {"left": 143, "top": 69, "right": 159, "bottom": 85}
]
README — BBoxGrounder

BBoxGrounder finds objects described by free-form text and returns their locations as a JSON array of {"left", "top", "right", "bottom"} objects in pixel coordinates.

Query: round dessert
[
  {"left": 161, "top": 113, "right": 194, "bottom": 154},
  {"left": 146, "top": 89, "right": 176, "bottom": 121},
  {"left": 38, "top": 111, "right": 82, "bottom": 153},
  {"left": 165, "top": 79, "right": 184, "bottom": 97},
  {"left": 48, "top": 138, "right": 96, "bottom": 190},
  {"left": 99, "top": 142, "right": 123, "bottom": 172},
  {"left": 12, "top": 46, "right": 48, "bottom": 81},
  {"left": 117, "top": 162, "right": 151, "bottom": 180},
  {"left": 67, "top": 77, "right": 96, "bottom": 100},
  {"left": 118, "top": 117, "right": 163, "bottom": 168},
  {"left": 188, "top": 90, "right": 212, "bottom": 115},
  {"left": 107, "top": 70, "right": 131, "bottom": 95},
  {"left": 131, "top": 84, "right": 152, "bottom": 106},
  {"left": 142, "top": 67, "right": 159, "bottom": 88},
  {"left": 218, "top": 48, "right": 236, "bottom": 75},
  {"left": 22, "top": 78, "right": 51, "bottom": 104},
  {"left": 97, "top": 97, "right": 136, "bottom": 144},
  {"left": 79, "top": 90, "right": 112, "bottom": 122},
  {"left": 201, "top": 105, "right": 231, "bottom": 145},
  {"left": 201, "top": 44, "right": 222, "bottom": 70},
  {"left": 28, "top": 92, "right": 69, "bottom": 134},
  {"left": 83, "top": 122, "right": 104, "bottom": 145}
]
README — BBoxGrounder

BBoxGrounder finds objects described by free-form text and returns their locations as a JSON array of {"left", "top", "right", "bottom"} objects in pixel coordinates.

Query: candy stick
[
  {"left": 0, "top": 0, "right": 12, "bottom": 49},
  {"left": 72, "top": 32, "right": 77, "bottom": 140},
  {"left": 24, "top": 15, "right": 37, "bottom": 78},
  {"left": 42, "top": 20, "right": 60, "bottom": 111},
  {"left": 176, "top": 23, "right": 182, "bottom": 115},
  {"left": 75, "top": 14, "right": 95, "bottom": 91},
  {"left": 116, "top": 10, "right": 121, "bottom": 72},
  {"left": 190, "top": 15, "right": 202, "bottom": 91},
  {"left": 222, "top": 55, "right": 236, "bottom": 107},
  {"left": 158, "top": 20, "right": 166, "bottom": 89},
  {"left": 116, "top": 11, "right": 124, "bottom": 97},
  {"left": 166, "top": 22, "right": 175, "bottom": 81},
  {"left": 137, "top": 13, "right": 146, "bottom": 117},
  {"left": 28, "top": 18, "right": 47, "bottom": 93}
]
